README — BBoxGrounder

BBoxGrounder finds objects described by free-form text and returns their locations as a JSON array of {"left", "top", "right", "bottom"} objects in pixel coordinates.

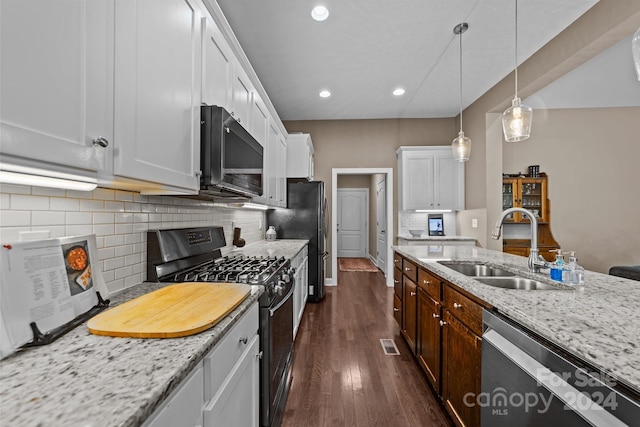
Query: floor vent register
[{"left": 379, "top": 338, "right": 400, "bottom": 356}]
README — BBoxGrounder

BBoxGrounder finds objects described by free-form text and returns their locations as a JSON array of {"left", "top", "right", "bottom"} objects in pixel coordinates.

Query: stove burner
[{"left": 172, "top": 255, "right": 287, "bottom": 284}]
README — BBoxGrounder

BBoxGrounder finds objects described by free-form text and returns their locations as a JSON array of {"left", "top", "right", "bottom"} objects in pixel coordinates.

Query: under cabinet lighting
[
  {"left": 240, "top": 202, "right": 269, "bottom": 210},
  {"left": 415, "top": 209, "right": 452, "bottom": 213},
  {"left": 0, "top": 164, "right": 97, "bottom": 191}
]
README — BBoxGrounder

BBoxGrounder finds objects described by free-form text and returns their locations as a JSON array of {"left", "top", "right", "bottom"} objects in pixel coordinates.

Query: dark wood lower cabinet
[
  {"left": 393, "top": 293, "right": 402, "bottom": 325},
  {"left": 441, "top": 310, "right": 482, "bottom": 427},
  {"left": 402, "top": 276, "right": 417, "bottom": 352},
  {"left": 417, "top": 288, "right": 441, "bottom": 393}
]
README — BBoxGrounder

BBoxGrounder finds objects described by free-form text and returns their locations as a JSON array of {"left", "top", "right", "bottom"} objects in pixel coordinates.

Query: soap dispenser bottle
[
  {"left": 550, "top": 249, "right": 564, "bottom": 282},
  {"left": 567, "top": 251, "right": 585, "bottom": 285}
]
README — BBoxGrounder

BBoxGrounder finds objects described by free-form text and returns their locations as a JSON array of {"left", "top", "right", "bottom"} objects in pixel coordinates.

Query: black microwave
[{"left": 200, "top": 105, "right": 263, "bottom": 198}]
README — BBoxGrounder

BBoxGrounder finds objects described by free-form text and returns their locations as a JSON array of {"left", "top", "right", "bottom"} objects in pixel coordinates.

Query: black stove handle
[{"left": 268, "top": 286, "right": 294, "bottom": 316}]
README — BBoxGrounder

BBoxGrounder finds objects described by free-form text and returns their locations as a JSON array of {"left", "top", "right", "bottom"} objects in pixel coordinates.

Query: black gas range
[{"left": 147, "top": 226, "right": 294, "bottom": 427}]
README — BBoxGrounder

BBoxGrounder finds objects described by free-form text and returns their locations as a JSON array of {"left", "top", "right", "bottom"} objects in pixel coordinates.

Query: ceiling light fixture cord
[
  {"left": 459, "top": 24, "right": 463, "bottom": 132},
  {"left": 514, "top": 0, "right": 518, "bottom": 99}
]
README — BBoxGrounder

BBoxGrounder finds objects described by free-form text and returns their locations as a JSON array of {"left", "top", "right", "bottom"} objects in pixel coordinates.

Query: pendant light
[
  {"left": 502, "top": 0, "right": 532, "bottom": 142},
  {"left": 451, "top": 22, "right": 471, "bottom": 162}
]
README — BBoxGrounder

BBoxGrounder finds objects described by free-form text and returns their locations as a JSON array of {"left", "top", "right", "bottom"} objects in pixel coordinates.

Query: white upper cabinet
[
  {"left": 286, "top": 133, "right": 314, "bottom": 180},
  {"left": 249, "top": 94, "right": 269, "bottom": 147},
  {"left": 230, "top": 61, "right": 253, "bottom": 127},
  {"left": 113, "top": 0, "right": 202, "bottom": 193},
  {"left": 397, "top": 146, "right": 465, "bottom": 211},
  {"left": 276, "top": 135, "right": 287, "bottom": 207},
  {"left": 0, "top": 0, "right": 113, "bottom": 178},
  {"left": 201, "top": 13, "right": 233, "bottom": 111}
]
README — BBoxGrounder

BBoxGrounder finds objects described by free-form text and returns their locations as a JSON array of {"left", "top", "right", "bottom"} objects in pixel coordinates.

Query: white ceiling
[{"left": 216, "top": 0, "right": 602, "bottom": 121}]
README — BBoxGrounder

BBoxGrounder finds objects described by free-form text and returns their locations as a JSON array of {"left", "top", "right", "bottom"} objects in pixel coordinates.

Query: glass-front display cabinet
[{"left": 502, "top": 174, "right": 548, "bottom": 223}]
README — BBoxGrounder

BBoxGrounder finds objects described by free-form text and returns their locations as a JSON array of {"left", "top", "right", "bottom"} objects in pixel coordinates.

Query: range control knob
[{"left": 274, "top": 280, "right": 286, "bottom": 296}]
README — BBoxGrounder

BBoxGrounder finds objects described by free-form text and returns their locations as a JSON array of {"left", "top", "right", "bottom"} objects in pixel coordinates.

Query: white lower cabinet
[
  {"left": 143, "top": 302, "right": 259, "bottom": 427},
  {"left": 143, "top": 363, "right": 204, "bottom": 427},
  {"left": 292, "top": 245, "right": 309, "bottom": 337},
  {"left": 203, "top": 302, "right": 259, "bottom": 427}
]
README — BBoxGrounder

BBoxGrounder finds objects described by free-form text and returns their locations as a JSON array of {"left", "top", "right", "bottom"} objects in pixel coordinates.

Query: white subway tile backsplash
[
  {"left": 93, "top": 213, "right": 114, "bottom": 224},
  {"left": 80, "top": 199, "right": 104, "bottom": 212},
  {"left": 32, "top": 211, "right": 65, "bottom": 226},
  {"left": 92, "top": 188, "right": 115, "bottom": 201},
  {"left": 93, "top": 224, "right": 115, "bottom": 236},
  {"left": 32, "top": 187, "right": 66, "bottom": 197},
  {"left": 1, "top": 211, "right": 31, "bottom": 226},
  {"left": 66, "top": 212, "right": 92, "bottom": 225},
  {"left": 1, "top": 186, "right": 265, "bottom": 294},
  {"left": 1, "top": 183, "right": 31, "bottom": 194},
  {"left": 105, "top": 201, "right": 125, "bottom": 212},
  {"left": 115, "top": 190, "right": 133, "bottom": 202},
  {"left": 66, "top": 225, "right": 93, "bottom": 236},
  {"left": 50, "top": 197, "right": 79, "bottom": 211},
  {"left": 104, "top": 234, "right": 125, "bottom": 247},
  {"left": 11, "top": 194, "right": 49, "bottom": 210}
]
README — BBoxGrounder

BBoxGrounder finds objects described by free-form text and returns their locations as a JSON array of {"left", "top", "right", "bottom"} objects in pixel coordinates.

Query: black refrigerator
[{"left": 266, "top": 179, "right": 326, "bottom": 302}]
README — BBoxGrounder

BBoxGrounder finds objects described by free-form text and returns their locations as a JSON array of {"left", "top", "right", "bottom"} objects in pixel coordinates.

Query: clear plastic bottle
[{"left": 567, "top": 251, "right": 585, "bottom": 285}]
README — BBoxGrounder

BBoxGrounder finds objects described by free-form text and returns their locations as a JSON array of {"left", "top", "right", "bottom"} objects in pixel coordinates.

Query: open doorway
[{"left": 331, "top": 168, "right": 394, "bottom": 288}]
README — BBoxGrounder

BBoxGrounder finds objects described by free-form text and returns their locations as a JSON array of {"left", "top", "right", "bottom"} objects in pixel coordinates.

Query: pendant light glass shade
[
  {"left": 452, "top": 23, "right": 470, "bottom": 162},
  {"left": 502, "top": 97, "right": 533, "bottom": 142},
  {"left": 452, "top": 131, "right": 471, "bottom": 162},
  {"left": 502, "top": 0, "right": 532, "bottom": 142},
  {"left": 633, "top": 27, "right": 640, "bottom": 81}
]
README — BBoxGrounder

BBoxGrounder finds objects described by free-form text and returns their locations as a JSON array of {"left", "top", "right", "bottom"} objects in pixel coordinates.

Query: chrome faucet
[{"left": 492, "top": 207, "right": 547, "bottom": 273}]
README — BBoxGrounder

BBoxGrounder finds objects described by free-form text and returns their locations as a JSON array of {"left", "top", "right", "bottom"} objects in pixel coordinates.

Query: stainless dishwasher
[{"left": 481, "top": 309, "right": 640, "bottom": 426}]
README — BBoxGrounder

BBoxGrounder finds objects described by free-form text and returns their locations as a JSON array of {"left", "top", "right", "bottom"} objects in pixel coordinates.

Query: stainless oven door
[{"left": 260, "top": 285, "right": 294, "bottom": 427}]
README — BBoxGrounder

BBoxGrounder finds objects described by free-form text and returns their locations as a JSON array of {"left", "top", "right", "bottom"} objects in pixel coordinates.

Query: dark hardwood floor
[{"left": 282, "top": 269, "right": 452, "bottom": 427}]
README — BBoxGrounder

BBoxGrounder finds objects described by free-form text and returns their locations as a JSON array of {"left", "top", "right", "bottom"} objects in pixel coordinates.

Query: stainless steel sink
[
  {"left": 474, "top": 277, "right": 559, "bottom": 290},
  {"left": 438, "top": 262, "right": 515, "bottom": 277}
]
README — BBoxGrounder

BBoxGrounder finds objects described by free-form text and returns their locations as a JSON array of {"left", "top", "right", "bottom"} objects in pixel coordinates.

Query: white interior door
[
  {"left": 376, "top": 177, "right": 387, "bottom": 273},
  {"left": 337, "top": 189, "right": 367, "bottom": 258}
]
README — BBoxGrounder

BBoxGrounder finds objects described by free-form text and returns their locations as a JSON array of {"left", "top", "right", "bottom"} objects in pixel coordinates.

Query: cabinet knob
[
  {"left": 453, "top": 302, "right": 463, "bottom": 309},
  {"left": 92, "top": 137, "right": 109, "bottom": 147},
  {"left": 394, "top": 259, "right": 400, "bottom": 263},
  {"left": 394, "top": 279, "right": 399, "bottom": 284},
  {"left": 393, "top": 308, "right": 399, "bottom": 312},
  {"left": 410, "top": 291, "right": 416, "bottom": 296},
  {"left": 439, "top": 320, "right": 447, "bottom": 327},
  {"left": 239, "top": 336, "right": 248, "bottom": 345},
  {"left": 404, "top": 267, "right": 411, "bottom": 271},
  {"left": 432, "top": 313, "right": 440, "bottom": 319},
  {"left": 423, "top": 279, "right": 430, "bottom": 285}
]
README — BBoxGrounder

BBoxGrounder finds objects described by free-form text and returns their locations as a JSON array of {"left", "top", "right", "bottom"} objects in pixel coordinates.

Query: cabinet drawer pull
[
  {"left": 423, "top": 279, "right": 430, "bottom": 285},
  {"left": 453, "top": 302, "right": 463, "bottom": 309},
  {"left": 404, "top": 267, "right": 411, "bottom": 271},
  {"left": 257, "top": 351, "right": 263, "bottom": 360},
  {"left": 393, "top": 308, "right": 399, "bottom": 312},
  {"left": 432, "top": 313, "right": 440, "bottom": 319},
  {"left": 439, "top": 320, "right": 447, "bottom": 327},
  {"left": 239, "top": 336, "right": 248, "bottom": 345},
  {"left": 410, "top": 291, "right": 416, "bottom": 296},
  {"left": 394, "top": 259, "right": 400, "bottom": 263}
]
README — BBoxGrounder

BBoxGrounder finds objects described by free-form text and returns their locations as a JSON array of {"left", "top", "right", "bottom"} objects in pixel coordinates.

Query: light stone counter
[
  {"left": 397, "top": 235, "right": 476, "bottom": 243},
  {"left": 393, "top": 244, "right": 640, "bottom": 395},
  {"left": 226, "top": 239, "right": 308, "bottom": 259},
  {"left": 0, "top": 239, "right": 308, "bottom": 426}
]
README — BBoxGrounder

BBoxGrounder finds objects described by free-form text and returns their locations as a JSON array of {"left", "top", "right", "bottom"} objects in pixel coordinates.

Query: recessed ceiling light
[
  {"left": 311, "top": 6, "right": 329, "bottom": 22},
  {"left": 319, "top": 90, "right": 331, "bottom": 98},
  {"left": 393, "top": 88, "right": 406, "bottom": 96}
]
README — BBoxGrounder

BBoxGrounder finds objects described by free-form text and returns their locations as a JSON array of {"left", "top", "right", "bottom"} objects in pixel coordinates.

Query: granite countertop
[
  {"left": 397, "top": 235, "right": 476, "bottom": 242},
  {"left": 0, "top": 239, "right": 308, "bottom": 427},
  {"left": 393, "top": 244, "right": 640, "bottom": 395},
  {"left": 226, "top": 239, "right": 308, "bottom": 259}
]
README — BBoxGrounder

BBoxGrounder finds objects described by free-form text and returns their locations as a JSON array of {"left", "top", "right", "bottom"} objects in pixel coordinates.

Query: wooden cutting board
[{"left": 87, "top": 282, "right": 251, "bottom": 338}]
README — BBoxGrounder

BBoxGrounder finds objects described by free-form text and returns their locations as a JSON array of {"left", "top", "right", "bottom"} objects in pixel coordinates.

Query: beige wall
[
  {"left": 501, "top": 107, "right": 640, "bottom": 273},
  {"left": 284, "top": 118, "right": 456, "bottom": 276}
]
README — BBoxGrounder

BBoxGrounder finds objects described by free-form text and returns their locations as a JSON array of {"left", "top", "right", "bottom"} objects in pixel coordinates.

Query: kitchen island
[
  {"left": 0, "top": 239, "right": 308, "bottom": 427},
  {"left": 393, "top": 244, "right": 640, "bottom": 395}
]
